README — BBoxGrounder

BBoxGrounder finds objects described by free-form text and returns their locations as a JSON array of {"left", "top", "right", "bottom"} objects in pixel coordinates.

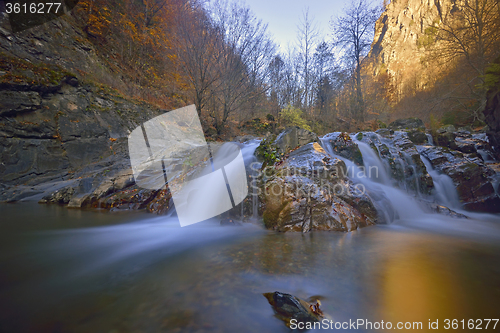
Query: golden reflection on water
[{"left": 380, "top": 240, "right": 464, "bottom": 329}]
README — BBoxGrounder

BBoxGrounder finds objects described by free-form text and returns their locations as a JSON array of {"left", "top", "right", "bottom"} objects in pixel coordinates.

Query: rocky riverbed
[{"left": 2, "top": 110, "right": 499, "bottom": 231}]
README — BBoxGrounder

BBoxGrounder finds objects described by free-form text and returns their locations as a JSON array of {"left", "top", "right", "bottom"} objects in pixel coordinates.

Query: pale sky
[{"left": 243, "top": 0, "right": 354, "bottom": 51}]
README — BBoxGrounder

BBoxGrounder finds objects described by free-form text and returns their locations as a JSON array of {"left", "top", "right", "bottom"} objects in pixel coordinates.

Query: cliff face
[
  {"left": 0, "top": 12, "right": 166, "bottom": 196},
  {"left": 367, "top": 0, "right": 457, "bottom": 99}
]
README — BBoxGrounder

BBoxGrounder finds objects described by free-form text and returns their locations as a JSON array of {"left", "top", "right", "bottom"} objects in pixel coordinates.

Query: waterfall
[
  {"left": 421, "top": 156, "right": 461, "bottom": 209},
  {"left": 240, "top": 140, "right": 261, "bottom": 221},
  {"left": 320, "top": 137, "right": 424, "bottom": 223},
  {"left": 477, "top": 149, "right": 491, "bottom": 163},
  {"left": 426, "top": 133, "right": 434, "bottom": 145},
  {"left": 354, "top": 140, "right": 392, "bottom": 184}
]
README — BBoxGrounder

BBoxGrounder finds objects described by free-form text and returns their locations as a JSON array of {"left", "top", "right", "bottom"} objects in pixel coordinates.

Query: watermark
[
  {"left": 249, "top": 161, "right": 374, "bottom": 198},
  {"left": 128, "top": 105, "right": 248, "bottom": 227},
  {"left": 289, "top": 318, "right": 499, "bottom": 330},
  {"left": 290, "top": 318, "right": 423, "bottom": 330},
  {"left": 1, "top": 1, "right": 80, "bottom": 33}
]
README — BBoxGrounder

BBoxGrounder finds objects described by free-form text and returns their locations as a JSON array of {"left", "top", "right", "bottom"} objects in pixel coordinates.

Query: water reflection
[{"left": 0, "top": 203, "right": 499, "bottom": 332}]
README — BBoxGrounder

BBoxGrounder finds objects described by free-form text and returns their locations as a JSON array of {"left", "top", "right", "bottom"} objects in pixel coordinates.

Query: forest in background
[{"left": 61, "top": 0, "right": 500, "bottom": 138}]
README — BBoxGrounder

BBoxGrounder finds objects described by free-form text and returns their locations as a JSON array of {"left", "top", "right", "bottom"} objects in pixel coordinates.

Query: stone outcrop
[
  {"left": 321, "top": 132, "right": 363, "bottom": 166},
  {"left": 0, "top": 81, "right": 165, "bottom": 185},
  {"left": 0, "top": 63, "right": 174, "bottom": 213},
  {"left": 260, "top": 142, "right": 378, "bottom": 232},
  {"left": 367, "top": 0, "right": 457, "bottom": 95},
  {"left": 273, "top": 126, "right": 319, "bottom": 154}
]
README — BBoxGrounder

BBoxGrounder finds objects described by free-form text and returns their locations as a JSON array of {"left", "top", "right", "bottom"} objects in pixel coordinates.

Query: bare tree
[
  {"left": 296, "top": 8, "right": 319, "bottom": 109},
  {"left": 331, "top": 0, "right": 380, "bottom": 122},
  {"left": 313, "top": 41, "right": 335, "bottom": 115},
  {"left": 207, "top": 0, "right": 276, "bottom": 132},
  {"left": 174, "top": 1, "right": 222, "bottom": 118},
  {"left": 437, "top": 0, "right": 500, "bottom": 78},
  {"left": 268, "top": 55, "right": 286, "bottom": 116},
  {"left": 434, "top": 0, "right": 500, "bottom": 120}
]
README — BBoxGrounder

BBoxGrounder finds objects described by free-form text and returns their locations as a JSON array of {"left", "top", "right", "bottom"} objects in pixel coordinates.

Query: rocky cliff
[
  {"left": 0, "top": 10, "right": 173, "bottom": 210},
  {"left": 367, "top": 0, "right": 458, "bottom": 99}
]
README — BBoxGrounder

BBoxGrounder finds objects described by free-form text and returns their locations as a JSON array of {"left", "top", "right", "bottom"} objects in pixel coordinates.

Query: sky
[{"left": 243, "top": 0, "right": 353, "bottom": 51}]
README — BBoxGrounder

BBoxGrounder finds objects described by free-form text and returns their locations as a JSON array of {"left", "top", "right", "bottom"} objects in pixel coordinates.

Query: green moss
[
  {"left": 256, "top": 137, "right": 283, "bottom": 167},
  {"left": 417, "top": 24, "right": 438, "bottom": 49},
  {"left": 353, "top": 148, "right": 363, "bottom": 166},
  {"left": 0, "top": 52, "right": 75, "bottom": 86},
  {"left": 482, "top": 61, "right": 500, "bottom": 91}
]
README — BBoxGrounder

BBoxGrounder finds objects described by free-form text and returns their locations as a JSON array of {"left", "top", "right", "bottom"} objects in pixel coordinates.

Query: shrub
[{"left": 279, "top": 105, "right": 311, "bottom": 131}]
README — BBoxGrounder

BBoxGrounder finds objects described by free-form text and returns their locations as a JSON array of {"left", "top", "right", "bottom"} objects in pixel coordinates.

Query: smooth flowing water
[{"left": 1, "top": 139, "right": 500, "bottom": 333}]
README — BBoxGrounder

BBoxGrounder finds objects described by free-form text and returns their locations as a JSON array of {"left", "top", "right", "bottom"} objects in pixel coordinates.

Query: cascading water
[
  {"left": 240, "top": 140, "right": 261, "bottom": 220},
  {"left": 426, "top": 133, "right": 434, "bottom": 145},
  {"left": 2, "top": 137, "right": 500, "bottom": 333},
  {"left": 354, "top": 140, "right": 393, "bottom": 184},
  {"left": 321, "top": 135, "right": 424, "bottom": 223},
  {"left": 319, "top": 131, "right": 486, "bottom": 226},
  {"left": 421, "top": 156, "right": 461, "bottom": 209}
]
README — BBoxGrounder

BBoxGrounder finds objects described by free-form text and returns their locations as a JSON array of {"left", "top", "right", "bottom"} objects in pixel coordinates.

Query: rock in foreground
[{"left": 263, "top": 292, "right": 324, "bottom": 328}]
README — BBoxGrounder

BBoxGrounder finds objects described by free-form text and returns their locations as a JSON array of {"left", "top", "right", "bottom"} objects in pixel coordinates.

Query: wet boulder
[
  {"left": 322, "top": 132, "right": 363, "bottom": 166},
  {"left": 435, "top": 125, "right": 459, "bottom": 150},
  {"left": 407, "top": 129, "right": 428, "bottom": 144},
  {"left": 388, "top": 118, "right": 425, "bottom": 130},
  {"left": 419, "top": 146, "right": 500, "bottom": 213},
  {"left": 39, "top": 186, "right": 75, "bottom": 204},
  {"left": 260, "top": 142, "right": 378, "bottom": 232},
  {"left": 273, "top": 126, "right": 319, "bottom": 154}
]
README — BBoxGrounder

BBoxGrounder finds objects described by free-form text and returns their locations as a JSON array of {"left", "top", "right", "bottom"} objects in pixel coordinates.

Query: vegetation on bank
[
  {"left": 0, "top": 52, "right": 75, "bottom": 87},
  {"left": 3, "top": 0, "right": 498, "bottom": 139}
]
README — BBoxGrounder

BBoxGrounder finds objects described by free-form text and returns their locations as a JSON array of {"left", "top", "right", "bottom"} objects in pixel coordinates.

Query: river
[
  {"left": 0, "top": 202, "right": 499, "bottom": 332},
  {"left": 1, "top": 136, "right": 500, "bottom": 332}
]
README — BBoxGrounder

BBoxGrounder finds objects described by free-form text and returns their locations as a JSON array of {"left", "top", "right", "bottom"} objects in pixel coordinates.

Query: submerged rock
[
  {"left": 431, "top": 204, "right": 468, "bottom": 219},
  {"left": 263, "top": 292, "right": 323, "bottom": 328}
]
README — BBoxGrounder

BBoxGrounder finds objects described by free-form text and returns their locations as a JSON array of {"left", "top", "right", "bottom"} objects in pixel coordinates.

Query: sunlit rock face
[{"left": 367, "top": 0, "right": 458, "bottom": 96}]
